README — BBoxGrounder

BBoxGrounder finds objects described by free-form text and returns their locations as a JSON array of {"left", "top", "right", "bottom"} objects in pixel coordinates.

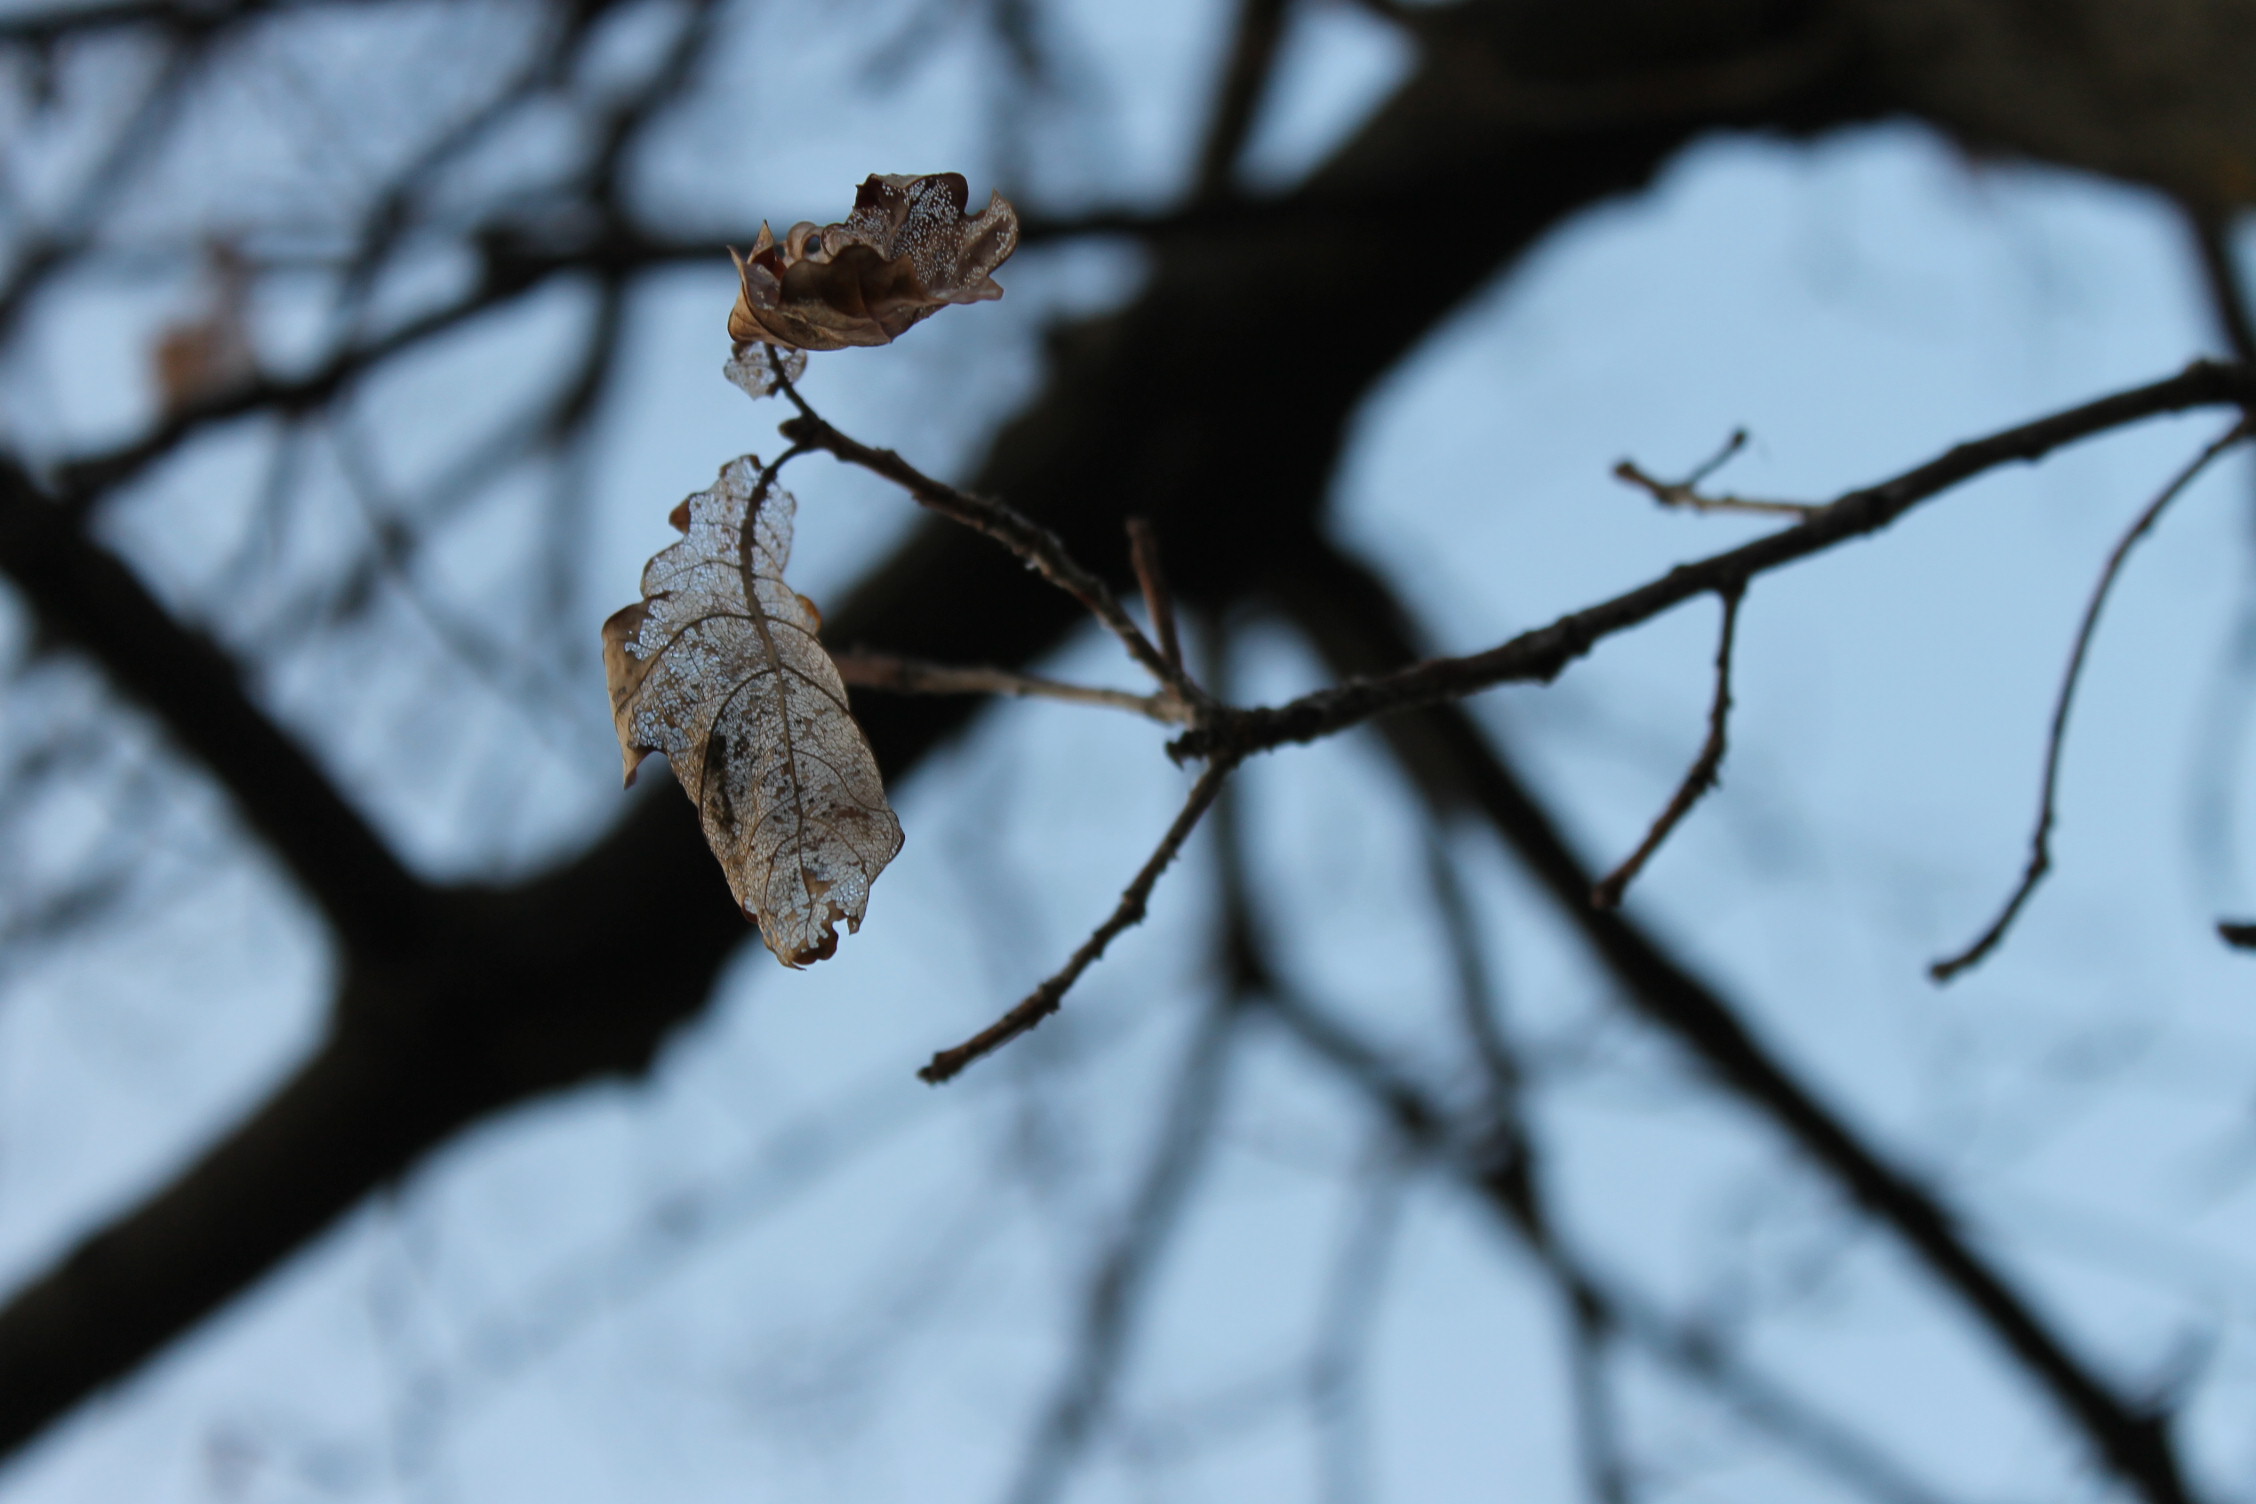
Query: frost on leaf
[
  {"left": 727, "top": 172, "right": 1019, "bottom": 354},
  {"left": 602, "top": 456, "right": 904, "bottom": 966},
  {"left": 722, "top": 340, "right": 805, "bottom": 402}
]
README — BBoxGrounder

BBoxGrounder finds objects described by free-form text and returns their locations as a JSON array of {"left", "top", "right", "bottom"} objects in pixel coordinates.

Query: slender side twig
[
  {"left": 1615, "top": 428, "right": 1820, "bottom": 518},
  {"left": 2186, "top": 208, "right": 2256, "bottom": 366},
  {"left": 1932, "top": 420, "right": 2252, "bottom": 982},
  {"left": 831, "top": 651, "right": 1191, "bottom": 723},
  {"left": 770, "top": 363, "right": 1201, "bottom": 704},
  {"left": 920, "top": 757, "right": 1239, "bottom": 1083},
  {"left": 1592, "top": 583, "right": 1744, "bottom": 908},
  {"left": 1176, "top": 360, "right": 2256, "bottom": 763},
  {"left": 1277, "top": 537, "right": 2197, "bottom": 1504},
  {"left": 1125, "top": 517, "right": 1184, "bottom": 674}
]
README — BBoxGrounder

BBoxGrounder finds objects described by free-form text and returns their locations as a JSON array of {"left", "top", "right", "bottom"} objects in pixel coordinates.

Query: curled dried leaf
[
  {"left": 603, "top": 456, "right": 904, "bottom": 966},
  {"left": 727, "top": 172, "right": 1019, "bottom": 354}
]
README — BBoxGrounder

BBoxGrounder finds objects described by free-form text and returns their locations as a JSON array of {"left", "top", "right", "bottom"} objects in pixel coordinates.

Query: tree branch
[
  {"left": 1933, "top": 420, "right": 2251, "bottom": 981},
  {"left": 919, "top": 756, "right": 1237, "bottom": 1083},
  {"left": 777, "top": 401, "right": 1199, "bottom": 704},
  {"left": 0, "top": 456, "right": 430, "bottom": 957},
  {"left": 1272, "top": 535, "right": 2198, "bottom": 1504},
  {"left": 1592, "top": 581, "right": 1744, "bottom": 908},
  {"left": 832, "top": 650, "right": 1190, "bottom": 723},
  {"left": 1183, "top": 361, "right": 2256, "bottom": 763}
]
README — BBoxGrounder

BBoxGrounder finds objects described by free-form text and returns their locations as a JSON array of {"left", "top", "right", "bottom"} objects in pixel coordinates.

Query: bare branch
[
  {"left": 1179, "top": 360, "right": 2256, "bottom": 764},
  {"left": 1272, "top": 536, "right": 2199, "bottom": 1504},
  {"left": 919, "top": 757, "right": 1238, "bottom": 1084},
  {"left": 1932, "top": 420, "right": 2252, "bottom": 982},
  {"left": 1125, "top": 517, "right": 1184, "bottom": 675},
  {"left": 0, "top": 456, "right": 429, "bottom": 956},
  {"left": 775, "top": 396, "right": 1204, "bottom": 705},
  {"left": 1614, "top": 429, "right": 1821, "bottom": 519},
  {"left": 832, "top": 650, "right": 1190, "bottom": 723},
  {"left": 1592, "top": 582, "right": 1744, "bottom": 908}
]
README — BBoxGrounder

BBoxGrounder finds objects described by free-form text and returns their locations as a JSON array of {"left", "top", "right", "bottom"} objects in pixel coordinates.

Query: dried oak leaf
[
  {"left": 603, "top": 455, "right": 903, "bottom": 966},
  {"left": 727, "top": 171, "right": 1019, "bottom": 355}
]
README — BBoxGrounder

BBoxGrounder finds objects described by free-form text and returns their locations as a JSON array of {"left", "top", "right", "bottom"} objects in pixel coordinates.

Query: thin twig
[
  {"left": 1615, "top": 429, "right": 1820, "bottom": 518},
  {"left": 1278, "top": 536, "right": 2199, "bottom": 1504},
  {"left": 1615, "top": 426, "right": 1820, "bottom": 520},
  {"left": 2186, "top": 207, "right": 2256, "bottom": 365},
  {"left": 1176, "top": 360, "right": 2256, "bottom": 763},
  {"left": 919, "top": 757, "right": 1238, "bottom": 1083},
  {"left": 1125, "top": 516, "right": 1184, "bottom": 674},
  {"left": 770, "top": 366, "right": 1204, "bottom": 706},
  {"left": 1592, "top": 583, "right": 1744, "bottom": 908},
  {"left": 1932, "top": 420, "right": 2252, "bottom": 983},
  {"left": 831, "top": 650, "right": 1192, "bottom": 723}
]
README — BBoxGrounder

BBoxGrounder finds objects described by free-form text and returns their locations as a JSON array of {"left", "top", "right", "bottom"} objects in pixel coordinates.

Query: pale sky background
[{"left": 3, "top": 1, "right": 2256, "bottom": 1501}]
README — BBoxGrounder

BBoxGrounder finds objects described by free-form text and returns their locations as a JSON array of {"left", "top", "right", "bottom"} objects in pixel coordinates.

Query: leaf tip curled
[{"left": 725, "top": 172, "right": 1019, "bottom": 355}]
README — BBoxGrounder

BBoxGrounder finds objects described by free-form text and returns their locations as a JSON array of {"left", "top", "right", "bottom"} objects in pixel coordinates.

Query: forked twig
[
  {"left": 832, "top": 650, "right": 1192, "bottom": 723},
  {"left": 1931, "top": 420, "right": 2253, "bottom": 983},
  {"left": 919, "top": 756, "right": 1239, "bottom": 1083},
  {"left": 1174, "top": 360, "right": 2256, "bottom": 763},
  {"left": 768, "top": 354, "right": 1201, "bottom": 705},
  {"left": 1592, "top": 582, "right": 1744, "bottom": 908},
  {"left": 1615, "top": 429, "right": 1821, "bottom": 519}
]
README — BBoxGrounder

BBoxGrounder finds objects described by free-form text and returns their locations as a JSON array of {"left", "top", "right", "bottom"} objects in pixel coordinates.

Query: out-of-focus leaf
[
  {"left": 722, "top": 340, "right": 806, "bottom": 401},
  {"left": 728, "top": 172, "right": 1019, "bottom": 354},
  {"left": 152, "top": 242, "right": 256, "bottom": 416},
  {"left": 602, "top": 456, "right": 903, "bottom": 966}
]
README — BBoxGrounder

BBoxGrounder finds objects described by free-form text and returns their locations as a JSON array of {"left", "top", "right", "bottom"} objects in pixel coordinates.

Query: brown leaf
[
  {"left": 152, "top": 240, "right": 256, "bottom": 415},
  {"left": 603, "top": 455, "right": 904, "bottom": 966},
  {"left": 727, "top": 172, "right": 1019, "bottom": 354}
]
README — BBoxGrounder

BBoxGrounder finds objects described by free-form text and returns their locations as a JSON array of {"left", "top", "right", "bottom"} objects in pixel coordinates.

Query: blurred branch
[
  {"left": 2186, "top": 208, "right": 2256, "bottom": 365},
  {"left": 0, "top": 455, "right": 430, "bottom": 956},
  {"left": 1003, "top": 994, "right": 1242, "bottom": 1504},
  {"left": 52, "top": 255, "right": 561, "bottom": 507},
  {"left": 1191, "top": 0, "right": 1292, "bottom": 200},
  {"left": 1934, "top": 420, "right": 2252, "bottom": 981},
  {"left": 1273, "top": 535, "right": 2199, "bottom": 1504},
  {"left": 1258, "top": 985, "right": 1963, "bottom": 1504},
  {"left": 834, "top": 650, "right": 1191, "bottom": 723},
  {"left": 0, "top": 0, "right": 303, "bottom": 45},
  {"left": 0, "top": 4, "right": 1870, "bottom": 1459}
]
